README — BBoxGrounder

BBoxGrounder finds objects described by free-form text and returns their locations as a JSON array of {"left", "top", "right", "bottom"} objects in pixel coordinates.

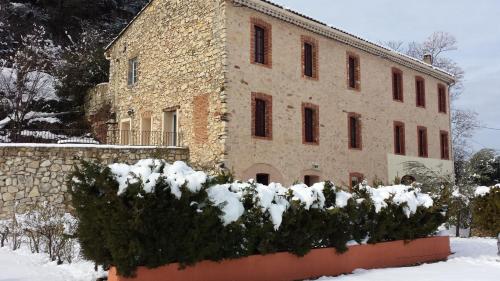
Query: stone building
[{"left": 87, "top": 0, "right": 455, "bottom": 188}]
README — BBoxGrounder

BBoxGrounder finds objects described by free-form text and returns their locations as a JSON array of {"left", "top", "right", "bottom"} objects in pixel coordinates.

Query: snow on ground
[
  {"left": 0, "top": 238, "right": 497, "bottom": 281},
  {"left": 0, "top": 246, "right": 105, "bottom": 281},
  {"left": 313, "top": 238, "right": 499, "bottom": 281}
]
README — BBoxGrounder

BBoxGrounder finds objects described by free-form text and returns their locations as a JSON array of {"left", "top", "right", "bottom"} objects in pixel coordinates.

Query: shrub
[
  {"left": 472, "top": 185, "right": 500, "bottom": 236},
  {"left": 70, "top": 160, "right": 446, "bottom": 277},
  {"left": 0, "top": 204, "right": 78, "bottom": 264}
]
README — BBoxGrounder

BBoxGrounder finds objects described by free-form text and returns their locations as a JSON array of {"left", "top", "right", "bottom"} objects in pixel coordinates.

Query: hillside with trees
[{"left": 0, "top": 0, "right": 149, "bottom": 133}]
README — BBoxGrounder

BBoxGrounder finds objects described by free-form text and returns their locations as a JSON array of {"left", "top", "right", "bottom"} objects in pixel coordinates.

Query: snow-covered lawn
[
  {"left": 0, "top": 238, "right": 497, "bottom": 281},
  {"left": 314, "top": 238, "right": 499, "bottom": 281},
  {"left": 0, "top": 246, "right": 104, "bottom": 281}
]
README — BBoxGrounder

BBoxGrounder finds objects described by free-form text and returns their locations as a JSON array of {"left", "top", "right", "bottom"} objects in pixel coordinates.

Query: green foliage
[
  {"left": 472, "top": 186, "right": 500, "bottom": 236},
  {"left": 467, "top": 149, "right": 500, "bottom": 186},
  {"left": 70, "top": 162, "right": 446, "bottom": 277}
]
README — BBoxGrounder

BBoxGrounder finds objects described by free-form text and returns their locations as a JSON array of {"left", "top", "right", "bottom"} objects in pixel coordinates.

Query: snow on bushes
[{"left": 70, "top": 160, "right": 447, "bottom": 277}]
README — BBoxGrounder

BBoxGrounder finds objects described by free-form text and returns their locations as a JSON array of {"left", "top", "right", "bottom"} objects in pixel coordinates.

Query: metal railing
[{"left": 0, "top": 129, "right": 183, "bottom": 147}]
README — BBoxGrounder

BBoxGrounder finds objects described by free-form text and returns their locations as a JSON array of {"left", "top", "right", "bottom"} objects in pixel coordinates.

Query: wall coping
[{"left": 0, "top": 143, "right": 187, "bottom": 150}]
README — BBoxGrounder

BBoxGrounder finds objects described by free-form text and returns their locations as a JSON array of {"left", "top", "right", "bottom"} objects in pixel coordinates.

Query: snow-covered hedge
[
  {"left": 472, "top": 185, "right": 500, "bottom": 236},
  {"left": 70, "top": 160, "right": 447, "bottom": 277}
]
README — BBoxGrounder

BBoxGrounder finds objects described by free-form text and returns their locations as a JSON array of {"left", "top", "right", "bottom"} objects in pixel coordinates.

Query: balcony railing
[{"left": 0, "top": 129, "right": 183, "bottom": 147}]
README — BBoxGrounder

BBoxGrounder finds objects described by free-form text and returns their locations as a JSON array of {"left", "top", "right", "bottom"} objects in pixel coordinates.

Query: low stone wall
[{"left": 0, "top": 144, "right": 189, "bottom": 218}]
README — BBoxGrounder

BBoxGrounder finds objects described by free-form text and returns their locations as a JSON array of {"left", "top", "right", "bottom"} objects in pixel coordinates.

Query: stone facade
[
  {"left": 0, "top": 145, "right": 188, "bottom": 218},
  {"left": 90, "top": 0, "right": 455, "bottom": 187},
  {"left": 224, "top": 2, "right": 453, "bottom": 186},
  {"left": 103, "top": 0, "right": 228, "bottom": 169}
]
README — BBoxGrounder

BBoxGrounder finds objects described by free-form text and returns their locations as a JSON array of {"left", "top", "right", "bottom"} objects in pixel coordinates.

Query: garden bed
[{"left": 108, "top": 236, "right": 450, "bottom": 281}]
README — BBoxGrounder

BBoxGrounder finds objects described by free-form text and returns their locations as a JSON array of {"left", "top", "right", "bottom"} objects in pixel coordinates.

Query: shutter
[
  {"left": 254, "top": 26, "right": 265, "bottom": 64},
  {"left": 304, "top": 43, "right": 313, "bottom": 77},
  {"left": 349, "top": 57, "right": 356, "bottom": 88},
  {"left": 255, "top": 99, "right": 266, "bottom": 137},
  {"left": 305, "top": 108, "right": 314, "bottom": 142},
  {"left": 350, "top": 117, "right": 357, "bottom": 148}
]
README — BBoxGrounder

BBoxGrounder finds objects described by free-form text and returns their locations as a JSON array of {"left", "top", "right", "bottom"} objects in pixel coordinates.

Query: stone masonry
[{"left": 0, "top": 145, "right": 188, "bottom": 218}]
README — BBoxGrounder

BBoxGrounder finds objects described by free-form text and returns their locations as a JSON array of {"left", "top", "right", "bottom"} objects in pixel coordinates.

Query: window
[
  {"left": 347, "top": 52, "right": 360, "bottom": 90},
  {"left": 256, "top": 173, "right": 270, "bottom": 185},
  {"left": 302, "top": 103, "right": 319, "bottom": 144},
  {"left": 392, "top": 68, "right": 403, "bottom": 101},
  {"left": 348, "top": 113, "right": 362, "bottom": 150},
  {"left": 304, "top": 175, "right": 320, "bottom": 186},
  {"left": 438, "top": 84, "right": 447, "bottom": 113},
  {"left": 251, "top": 92, "right": 272, "bottom": 139},
  {"left": 163, "top": 109, "right": 178, "bottom": 146},
  {"left": 251, "top": 18, "right": 271, "bottom": 67},
  {"left": 416, "top": 77, "right": 426, "bottom": 107},
  {"left": 128, "top": 57, "right": 138, "bottom": 86},
  {"left": 301, "top": 36, "right": 318, "bottom": 79},
  {"left": 394, "top": 121, "right": 405, "bottom": 155},
  {"left": 417, "top": 126, "right": 428, "bottom": 157},
  {"left": 440, "top": 131, "right": 450, "bottom": 160},
  {"left": 120, "top": 119, "right": 131, "bottom": 145},
  {"left": 140, "top": 114, "right": 152, "bottom": 145},
  {"left": 349, "top": 173, "right": 364, "bottom": 190}
]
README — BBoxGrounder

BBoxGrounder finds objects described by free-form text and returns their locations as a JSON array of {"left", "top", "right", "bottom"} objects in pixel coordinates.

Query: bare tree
[
  {"left": 0, "top": 25, "right": 60, "bottom": 131},
  {"left": 383, "top": 32, "right": 464, "bottom": 100}
]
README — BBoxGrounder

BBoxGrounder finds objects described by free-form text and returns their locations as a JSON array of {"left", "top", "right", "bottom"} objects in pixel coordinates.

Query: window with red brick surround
[
  {"left": 394, "top": 121, "right": 406, "bottom": 155},
  {"left": 346, "top": 52, "right": 361, "bottom": 91},
  {"left": 440, "top": 130, "right": 450, "bottom": 160},
  {"left": 251, "top": 92, "right": 273, "bottom": 140},
  {"left": 438, "top": 84, "right": 447, "bottom": 113},
  {"left": 417, "top": 126, "right": 428, "bottom": 157},
  {"left": 415, "top": 76, "right": 426, "bottom": 107},
  {"left": 392, "top": 68, "right": 403, "bottom": 102},
  {"left": 349, "top": 172, "right": 364, "bottom": 191},
  {"left": 301, "top": 35, "right": 318, "bottom": 80},
  {"left": 348, "top": 112, "right": 362, "bottom": 150},
  {"left": 250, "top": 18, "right": 272, "bottom": 68},
  {"left": 302, "top": 102, "right": 319, "bottom": 144}
]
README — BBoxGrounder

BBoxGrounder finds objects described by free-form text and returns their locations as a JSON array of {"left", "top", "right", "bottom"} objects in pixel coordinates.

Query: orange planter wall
[{"left": 109, "top": 236, "right": 450, "bottom": 281}]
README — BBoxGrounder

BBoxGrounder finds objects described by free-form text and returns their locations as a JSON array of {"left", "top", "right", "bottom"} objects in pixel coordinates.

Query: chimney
[{"left": 423, "top": 54, "right": 433, "bottom": 65}]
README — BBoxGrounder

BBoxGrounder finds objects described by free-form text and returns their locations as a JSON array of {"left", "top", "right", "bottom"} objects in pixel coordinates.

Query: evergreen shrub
[
  {"left": 70, "top": 160, "right": 446, "bottom": 277},
  {"left": 472, "top": 185, "right": 500, "bottom": 236}
]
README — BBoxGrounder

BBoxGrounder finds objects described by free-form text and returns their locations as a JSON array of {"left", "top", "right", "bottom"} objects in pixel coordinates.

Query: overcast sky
[{"left": 270, "top": 0, "right": 500, "bottom": 153}]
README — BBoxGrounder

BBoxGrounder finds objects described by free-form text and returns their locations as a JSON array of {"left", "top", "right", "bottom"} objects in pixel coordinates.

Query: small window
[
  {"left": 392, "top": 68, "right": 403, "bottom": 101},
  {"left": 252, "top": 93, "right": 272, "bottom": 139},
  {"left": 254, "top": 99, "right": 266, "bottom": 137},
  {"left": 256, "top": 173, "right": 270, "bottom": 185},
  {"left": 304, "top": 43, "right": 313, "bottom": 77},
  {"left": 394, "top": 121, "right": 405, "bottom": 155},
  {"left": 347, "top": 53, "right": 360, "bottom": 90},
  {"left": 417, "top": 126, "right": 428, "bottom": 157},
  {"left": 438, "top": 85, "right": 447, "bottom": 113},
  {"left": 302, "top": 103, "right": 319, "bottom": 144},
  {"left": 304, "top": 175, "right": 320, "bottom": 186},
  {"left": 128, "top": 57, "right": 138, "bottom": 86},
  {"left": 440, "top": 131, "right": 450, "bottom": 160},
  {"left": 301, "top": 36, "right": 318, "bottom": 79},
  {"left": 416, "top": 77, "right": 426, "bottom": 107},
  {"left": 350, "top": 173, "right": 364, "bottom": 190},
  {"left": 348, "top": 113, "right": 362, "bottom": 150},
  {"left": 251, "top": 18, "right": 272, "bottom": 67},
  {"left": 254, "top": 26, "right": 266, "bottom": 64}
]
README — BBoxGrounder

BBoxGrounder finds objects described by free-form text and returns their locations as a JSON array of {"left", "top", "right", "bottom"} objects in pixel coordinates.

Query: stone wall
[
  {"left": 103, "top": 0, "right": 228, "bottom": 169},
  {"left": 0, "top": 144, "right": 189, "bottom": 218}
]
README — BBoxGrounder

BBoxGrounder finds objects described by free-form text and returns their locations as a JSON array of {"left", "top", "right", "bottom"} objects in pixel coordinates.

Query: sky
[{"left": 270, "top": 0, "right": 500, "bottom": 153}]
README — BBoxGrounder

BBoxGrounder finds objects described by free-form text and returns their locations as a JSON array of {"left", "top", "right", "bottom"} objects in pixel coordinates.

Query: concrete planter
[{"left": 109, "top": 236, "right": 450, "bottom": 281}]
